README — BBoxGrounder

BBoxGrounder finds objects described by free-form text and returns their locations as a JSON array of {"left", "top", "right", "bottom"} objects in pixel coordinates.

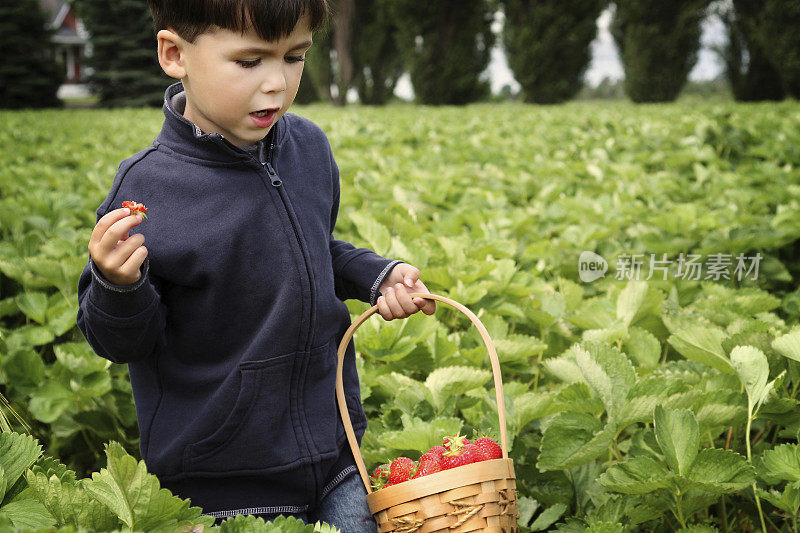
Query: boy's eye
[
  {"left": 236, "top": 59, "right": 260, "bottom": 68},
  {"left": 286, "top": 55, "right": 306, "bottom": 63}
]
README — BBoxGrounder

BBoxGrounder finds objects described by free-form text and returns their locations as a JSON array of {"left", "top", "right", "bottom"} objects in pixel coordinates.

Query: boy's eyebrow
[{"left": 235, "top": 40, "right": 313, "bottom": 55}]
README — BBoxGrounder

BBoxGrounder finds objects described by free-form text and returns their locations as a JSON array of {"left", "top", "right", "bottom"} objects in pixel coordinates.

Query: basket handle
[{"left": 335, "top": 292, "right": 509, "bottom": 495}]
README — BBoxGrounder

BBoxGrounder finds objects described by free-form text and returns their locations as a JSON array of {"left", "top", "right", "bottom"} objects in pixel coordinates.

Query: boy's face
[{"left": 169, "top": 16, "right": 313, "bottom": 147}]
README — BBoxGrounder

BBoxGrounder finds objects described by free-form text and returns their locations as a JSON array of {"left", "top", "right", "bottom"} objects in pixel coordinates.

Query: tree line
[{"left": 1, "top": 0, "right": 799, "bottom": 108}]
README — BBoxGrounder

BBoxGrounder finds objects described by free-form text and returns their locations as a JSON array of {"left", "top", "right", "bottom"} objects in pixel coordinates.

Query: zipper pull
[{"left": 265, "top": 162, "right": 282, "bottom": 187}]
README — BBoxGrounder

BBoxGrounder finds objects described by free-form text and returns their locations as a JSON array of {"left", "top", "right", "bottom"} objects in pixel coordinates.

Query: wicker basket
[{"left": 335, "top": 293, "right": 520, "bottom": 533}]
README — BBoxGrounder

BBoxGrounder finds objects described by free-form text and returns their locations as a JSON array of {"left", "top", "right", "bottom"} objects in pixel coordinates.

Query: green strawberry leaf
[
  {"left": 772, "top": 328, "right": 800, "bottom": 363},
  {"left": 81, "top": 442, "right": 212, "bottom": 531},
  {"left": 654, "top": 406, "right": 698, "bottom": 477},
  {"left": 760, "top": 443, "right": 800, "bottom": 487},
  {"left": 730, "top": 345, "right": 769, "bottom": 413},
  {"left": 0, "top": 432, "right": 43, "bottom": 498},
  {"left": 0, "top": 499, "right": 55, "bottom": 529},
  {"left": 597, "top": 456, "right": 673, "bottom": 494},
  {"left": 537, "top": 412, "right": 616, "bottom": 471},
  {"left": 25, "top": 471, "right": 119, "bottom": 530},
  {"left": 624, "top": 326, "right": 661, "bottom": 370},
  {"left": 755, "top": 485, "right": 800, "bottom": 516},
  {"left": 616, "top": 280, "right": 648, "bottom": 328},
  {"left": 667, "top": 326, "right": 733, "bottom": 374},
  {"left": 574, "top": 341, "right": 636, "bottom": 419},
  {"left": 424, "top": 366, "right": 491, "bottom": 414},
  {"left": 685, "top": 448, "right": 755, "bottom": 493}
]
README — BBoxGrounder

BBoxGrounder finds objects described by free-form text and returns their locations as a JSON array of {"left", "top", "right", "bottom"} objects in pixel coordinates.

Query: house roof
[
  {"left": 39, "top": 0, "right": 68, "bottom": 27},
  {"left": 39, "top": 0, "right": 89, "bottom": 44}
]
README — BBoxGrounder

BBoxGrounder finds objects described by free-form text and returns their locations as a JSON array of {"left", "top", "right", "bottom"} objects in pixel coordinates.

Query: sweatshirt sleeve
[
  {"left": 76, "top": 161, "right": 167, "bottom": 365},
  {"left": 327, "top": 152, "right": 402, "bottom": 305}
]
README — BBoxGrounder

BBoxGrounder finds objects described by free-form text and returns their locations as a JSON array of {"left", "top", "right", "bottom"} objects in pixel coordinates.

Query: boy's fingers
[
  {"left": 402, "top": 266, "right": 421, "bottom": 288},
  {"left": 99, "top": 214, "right": 143, "bottom": 255},
  {"left": 376, "top": 295, "right": 392, "bottom": 320},
  {"left": 90, "top": 208, "right": 130, "bottom": 246},
  {"left": 393, "top": 284, "right": 419, "bottom": 315},
  {"left": 107, "top": 233, "right": 146, "bottom": 268},
  {"left": 383, "top": 287, "right": 406, "bottom": 318},
  {"left": 119, "top": 245, "right": 148, "bottom": 281},
  {"left": 413, "top": 297, "right": 436, "bottom": 315},
  {"left": 411, "top": 281, "right": 436, "bottom": 315}
]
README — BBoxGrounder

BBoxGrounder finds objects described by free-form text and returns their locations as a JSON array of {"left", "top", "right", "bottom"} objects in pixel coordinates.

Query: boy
[{"left": 76, "top": 0, "right": 435, "bottom": 529}]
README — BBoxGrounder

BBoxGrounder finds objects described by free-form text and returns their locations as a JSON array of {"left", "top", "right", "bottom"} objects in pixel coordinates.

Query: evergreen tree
[
  {"left": 296, "top": 22, "right": 333, "bottom": 104},
  {"left": 352, "top": 0, "right": 404, "bottom": 105},
  {"left": 389, "top": 0, "right": 497, "bottom": 105},
  {"left": 611, "top": 0, "right": 711, "bottom": 103},
  {"left": 73, "top": 0, "right": 171, "bottom": 107},
  {"left": 0, "top": 0, "right": 63, "bottom": 109},
  {"left": 504, "top": 0, "right": 607, "bottom": 104},
  {"left": 754, "top": 0, "right": 800, "bottom": 99},
  {"left": 719, "top": 0, "right": 784, "bottom": 102}
]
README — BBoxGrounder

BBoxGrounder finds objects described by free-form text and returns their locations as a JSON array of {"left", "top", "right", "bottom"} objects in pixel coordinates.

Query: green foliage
[
  {"left": 612, "top": 0, "right": 711, "bottom": 102},
  {"left": 504, "top": 0, "right": 606, "bottom": 104},
  {"left": 2, "top": 101, "right": 800, "bottom": 530},
  {"left": 0, "top": 0, "right": 63, "bottom": 109},
  {"left": 71, "top": 0, "right": 171, "bottom": 107},
  {"left": 387, "top": 0, "right": 496, "bottom": 104}
]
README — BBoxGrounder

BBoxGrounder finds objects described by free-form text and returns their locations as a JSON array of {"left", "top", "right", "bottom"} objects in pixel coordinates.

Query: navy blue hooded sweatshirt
[{"left": 76, "top": 82, "right": 402, "bottom": 519}]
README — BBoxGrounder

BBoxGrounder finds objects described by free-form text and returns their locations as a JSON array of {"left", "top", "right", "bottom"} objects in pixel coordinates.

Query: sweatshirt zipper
[{"left": 259, "top": 143, "right": 322, "bottom": 464}]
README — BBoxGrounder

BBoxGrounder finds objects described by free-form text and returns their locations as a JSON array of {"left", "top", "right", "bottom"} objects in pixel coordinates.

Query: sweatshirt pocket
[
  {"left": 303, "top": 339, "right": 368, "bottom": 456},
  {"left": 182, "top": 351, "right": 303, "bottom": 473},
  {"left": 301, "top": 339, "right": 339, "bottom": 456}
]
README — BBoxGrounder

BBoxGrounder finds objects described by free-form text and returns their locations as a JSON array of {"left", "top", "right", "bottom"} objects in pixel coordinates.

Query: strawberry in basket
[{"left": 372, "top": 434, "right": 503, "bottom": 490}]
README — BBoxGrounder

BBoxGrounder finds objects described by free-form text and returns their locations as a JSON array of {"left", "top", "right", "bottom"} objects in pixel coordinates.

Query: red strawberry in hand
[
  {"left": 388, "top": 457, "right": 416, "bottom": 485},
  {"left": 474, "top": 437, "right": 502, "bottom": 460},
  {"left": 122, "top": 200, "right": 148, "bottom": 219}
]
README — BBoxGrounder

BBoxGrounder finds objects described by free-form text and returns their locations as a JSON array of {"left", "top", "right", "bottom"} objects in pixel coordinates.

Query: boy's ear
[{"left": 156, "top": 29, "right": 188, "bottom": 79}]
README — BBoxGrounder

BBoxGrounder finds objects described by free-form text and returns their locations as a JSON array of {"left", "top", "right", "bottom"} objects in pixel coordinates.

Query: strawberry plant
[{"left": 1, "top": 101, "right": 800, "bottom": 531}]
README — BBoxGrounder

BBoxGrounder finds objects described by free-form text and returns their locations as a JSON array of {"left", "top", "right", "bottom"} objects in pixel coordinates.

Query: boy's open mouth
[{"left": 251, "top": 108, "right": 279, "bottom": 117}]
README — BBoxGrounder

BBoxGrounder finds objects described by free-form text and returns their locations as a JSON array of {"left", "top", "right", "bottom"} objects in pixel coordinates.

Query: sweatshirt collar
[{"left": 156, "top": 82, "right": 283, "bottom": 165}]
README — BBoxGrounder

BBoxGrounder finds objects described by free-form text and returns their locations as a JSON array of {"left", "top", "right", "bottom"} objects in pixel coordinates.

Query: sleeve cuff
[
  {"left": 89, "top": 257, "right": 156, "bottom": 317},
  {"left": 370, "top": 260, "right": 404, "bottom": 306}
]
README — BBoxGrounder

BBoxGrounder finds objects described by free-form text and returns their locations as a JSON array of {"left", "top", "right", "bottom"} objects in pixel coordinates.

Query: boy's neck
[{"left": 170, "top": 88, "right": 259, "bottom": 148}]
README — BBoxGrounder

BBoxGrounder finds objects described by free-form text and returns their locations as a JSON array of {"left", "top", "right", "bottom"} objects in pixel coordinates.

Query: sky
[{"left": 392, "top": 6, "right": 729, "bottom": 100}]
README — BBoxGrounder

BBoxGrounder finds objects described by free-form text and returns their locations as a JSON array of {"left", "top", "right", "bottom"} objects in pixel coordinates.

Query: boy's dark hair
[{"left": 146, "top": 0, "right": 330, "bottom": 43}]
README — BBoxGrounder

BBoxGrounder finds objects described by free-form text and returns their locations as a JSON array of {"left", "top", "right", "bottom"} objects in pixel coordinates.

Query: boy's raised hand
[
  {"left": 376, "top": 263, "right": 436, "bottom": 320},
  {"left": 88, "top": 207, "right": 148, "bottom": 286}
]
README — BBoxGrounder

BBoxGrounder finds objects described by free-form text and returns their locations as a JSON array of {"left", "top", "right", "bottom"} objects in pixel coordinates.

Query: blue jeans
[{"left": 213, "top": 472, "right": 378, "bottom": 532}]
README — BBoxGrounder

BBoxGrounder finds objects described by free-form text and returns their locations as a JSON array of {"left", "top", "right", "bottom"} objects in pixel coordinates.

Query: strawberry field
[{"left": 1, "top": 100, "right": 800, "bottom": 532}]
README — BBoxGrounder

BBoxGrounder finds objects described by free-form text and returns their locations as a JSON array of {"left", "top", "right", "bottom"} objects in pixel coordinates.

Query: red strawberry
[
  {"left": 474, "top": 437, "right": 502, "bottom": 460},
  {"left": 411, "top": 456, "right": 442, "bottom": 479},
  {"left": 441, "top": 449, "right": 472, "bottom": 470},
  {"left": 426, "top": 445, "right": 446, "bottom": 462},
  {"left": 459, "top": 443, "right": 483, "bottom": 464},
  {"left": 389, "top": 457, "right": 416, "bottom": 485},
  {"left": 370, "top": 463, "right": 390, "bottom": 490},
  {"left": 122, "top": 200, "right": 148, "bottom": 219}
]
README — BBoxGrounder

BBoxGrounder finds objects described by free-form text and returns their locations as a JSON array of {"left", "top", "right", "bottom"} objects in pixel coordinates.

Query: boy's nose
[{"left": 260, "top": 65, "right": 287, "bottom": 94}]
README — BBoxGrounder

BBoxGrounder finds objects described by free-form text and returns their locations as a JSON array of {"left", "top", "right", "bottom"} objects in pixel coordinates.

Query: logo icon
[{"left": 579, "top": 251, "right": 608, "bottom": 283}]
